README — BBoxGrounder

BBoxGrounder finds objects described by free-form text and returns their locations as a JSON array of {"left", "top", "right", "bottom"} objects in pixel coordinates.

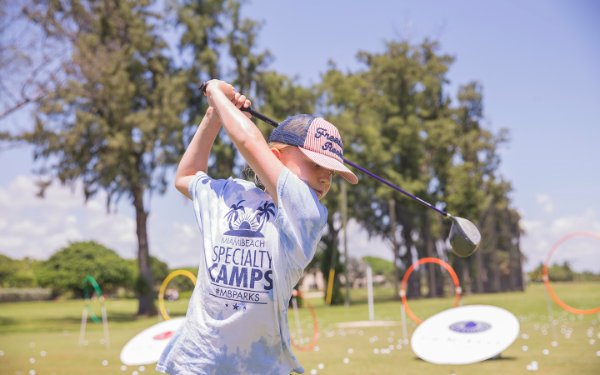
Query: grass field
[{"left": 1, "top": 282, "right": 599, "bottom": 374}]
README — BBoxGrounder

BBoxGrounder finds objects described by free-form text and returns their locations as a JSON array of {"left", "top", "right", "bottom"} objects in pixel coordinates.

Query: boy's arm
[
  {"left": 174, "top": 106, "right": 221, "bottom": 199},
  {"left": 204, "top": 80, "right": 285, "bottom": 204}
]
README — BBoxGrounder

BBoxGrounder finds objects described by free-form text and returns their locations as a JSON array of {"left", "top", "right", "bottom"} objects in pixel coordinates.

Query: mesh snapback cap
[{"left": 268, "top": 115, "right": 358, "bottom": 184}]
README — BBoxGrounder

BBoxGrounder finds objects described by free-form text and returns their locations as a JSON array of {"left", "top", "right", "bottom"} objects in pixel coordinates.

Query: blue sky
[{"left": 1, "top": 0, "right": 599, "bottom": 272}]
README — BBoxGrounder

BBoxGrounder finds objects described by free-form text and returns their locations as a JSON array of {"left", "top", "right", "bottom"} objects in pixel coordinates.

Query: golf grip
[{"left": 198, "top": 81, "right": 449, "bottom": 217}]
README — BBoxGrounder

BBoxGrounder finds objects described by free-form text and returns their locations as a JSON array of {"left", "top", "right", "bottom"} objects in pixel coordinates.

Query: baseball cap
[{"left": 268, "top": 115, "right": 358, "bottom": 184}]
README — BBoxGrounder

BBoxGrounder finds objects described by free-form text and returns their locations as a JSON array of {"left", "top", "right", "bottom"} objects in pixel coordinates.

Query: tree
[
  {"left": 127, "top": 255, "right": 170, "bottom": 291},
  {"left": 0, "top": 0, "right": 65, "bottom": 120},
  {"left": 14, "top": 0, "right": 187, "bottom": 314},
  {"left": 529, "top": 262, "right": 574, "bottom": 282},
  {"left": 319, "top": 39, "right": 522, "bottom": 297},
  {"left": 0, "top": 254, "right": 16, "bottom": 286},
  {"left": 37, "top": 241, "right": 132, "bottom": 296},
  {"left": 320, "top": 40, "right": 455, "bottom": 299},
  {"left": 3, "top": 0, "right": 294, "bottom": 313},
  {"left": 173, "top": 0, "right": 272, "bottom": 178}
]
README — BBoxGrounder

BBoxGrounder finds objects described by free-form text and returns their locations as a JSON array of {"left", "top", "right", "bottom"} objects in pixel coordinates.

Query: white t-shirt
[{"left": 156, "top": 168, "right": 327, "bottom": 375}]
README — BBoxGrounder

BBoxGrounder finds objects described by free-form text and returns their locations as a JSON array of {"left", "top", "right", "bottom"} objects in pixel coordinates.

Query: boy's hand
[
  {"left": 201, "top": 80, "right": 251, "bottom": 118},
  {"left": 204, "top": 79, "right": 235, "bottom": 100},
  {"left": 232, "top": 92, "right": 252, "bottom": 119}
]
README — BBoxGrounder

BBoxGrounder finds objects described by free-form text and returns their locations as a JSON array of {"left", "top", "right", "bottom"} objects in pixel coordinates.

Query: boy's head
[{"left": 268, "top": 114, "right": 358, "bottom": 187}]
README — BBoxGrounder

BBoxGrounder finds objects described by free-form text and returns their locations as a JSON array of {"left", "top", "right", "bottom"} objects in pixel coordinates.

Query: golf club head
[{"left": 448, "top": 216, "right": 481, "bottom": 257}]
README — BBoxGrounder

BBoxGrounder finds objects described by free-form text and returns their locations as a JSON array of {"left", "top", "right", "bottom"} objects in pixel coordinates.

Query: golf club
[{"left": 199, "top": 82, "right": 481, "bottom": 257}]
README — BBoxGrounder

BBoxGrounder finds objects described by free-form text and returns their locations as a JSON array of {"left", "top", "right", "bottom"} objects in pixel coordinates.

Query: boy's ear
[{"left": 270, "top": 147, "right": 282, "bottom": 159}]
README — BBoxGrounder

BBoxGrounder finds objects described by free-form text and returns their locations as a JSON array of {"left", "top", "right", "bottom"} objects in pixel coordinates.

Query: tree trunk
[
  {"left": 401, "top": 227, "right": 419, "bottom": 298},
  {"left": 133, "top": 184, "right": 157, "bottom": 316},
  {"left": 423, "top": 212, "right": 438, "bottom": 297},
  {"left": 509, "top": 217, "right": 525, "bottom": 291},
  {"left": 389, "top": 199, "right": 401, "bottom": 300}
]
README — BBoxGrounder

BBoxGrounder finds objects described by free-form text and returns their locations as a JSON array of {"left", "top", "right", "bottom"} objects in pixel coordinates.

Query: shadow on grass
[
  {"left": 413, "top": 355, "right": 517, "bottom": 363},
  {"left": 0, "top": 311, "right": 151, "bottom": 334},
  {"left": 487, "top": 355, "right": 517, "bottom": 361},
  {"left": 39, "top": 311, "right": 140, "bottom": 324},
  {"left": 413, "top": 355, "right": 517, "bottom": 366},
  {"left": 0, "top": 316, "right": 17, "bottom": 326}
]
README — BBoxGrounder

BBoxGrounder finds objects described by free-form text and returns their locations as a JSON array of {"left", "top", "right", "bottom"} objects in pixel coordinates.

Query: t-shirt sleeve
[
  {"left": 275, "top": 168, "right": 328, "bottom": 269},
  {"left": 188, "top": 171, "right": 230, "bottom": 233},
  {"left": 188, "top": 171, "right": 227, "bottom": 199}
]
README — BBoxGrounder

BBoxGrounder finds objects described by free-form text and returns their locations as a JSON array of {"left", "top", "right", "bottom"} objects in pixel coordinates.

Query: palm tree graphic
[
  {"left": 255, "top": 201, "right": 276, "bottom": 232},
  {"left": 225, "top": 200, "right": 246, "bottom": 231}
]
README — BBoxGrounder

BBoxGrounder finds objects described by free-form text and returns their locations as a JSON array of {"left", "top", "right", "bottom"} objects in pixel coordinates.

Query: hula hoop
[
  {"left": 158, "top": 270, "right": 197, "bottom": 320},
  {"left": 543, "top": 232, "right": 600, "bottom": 315},
  {"left": 290, "top": 290, "right": 319, "bottom": 352},
  {"left": 400, "top": 257, "right": 461, "bottom": 324},
  {"left": 82, "top": 275, "right": 105, "bottom": 323}
]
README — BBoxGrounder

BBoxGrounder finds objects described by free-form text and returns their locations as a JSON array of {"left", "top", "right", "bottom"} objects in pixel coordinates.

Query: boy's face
[{"left": 277, "top": 146, "right": 333, "bottom": 200}]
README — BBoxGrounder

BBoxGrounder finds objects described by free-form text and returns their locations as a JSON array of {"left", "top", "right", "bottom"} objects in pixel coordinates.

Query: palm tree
[
  {"left": 255, "top": 201, "right": 276, "bottom": 232},
  {"left": 225, "top": 200, "right": 246, "bottom": 230}
]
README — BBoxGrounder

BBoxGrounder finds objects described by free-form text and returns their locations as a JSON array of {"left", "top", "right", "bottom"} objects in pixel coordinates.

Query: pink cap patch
[
  {"left": 303, "top": 118, "right": 344, "bottom": 162},
  {"left": 299, "top": 118, "right": 358, "bottom": 184}
]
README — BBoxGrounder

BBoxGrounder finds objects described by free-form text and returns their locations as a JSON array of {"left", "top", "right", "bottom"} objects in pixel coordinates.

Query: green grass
[{"left": 1, "top": 282, "right": 599, "bottom": 374}]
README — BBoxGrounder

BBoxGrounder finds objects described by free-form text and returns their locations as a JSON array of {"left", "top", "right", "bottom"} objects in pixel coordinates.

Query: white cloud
[
  {"left": 535, "top": 193, "right": 555, "bottom": 213},
  {"left": 521, "top": 208, "right": 600, "bottom": 272},
  {"left": 0, "top": 175, "right": 137, "bottom": 260}
]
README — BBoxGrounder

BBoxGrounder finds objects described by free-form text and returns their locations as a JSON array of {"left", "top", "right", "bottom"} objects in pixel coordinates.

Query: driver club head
[{"left": 448, "top": 216, "right": 481, "bottom": 257}]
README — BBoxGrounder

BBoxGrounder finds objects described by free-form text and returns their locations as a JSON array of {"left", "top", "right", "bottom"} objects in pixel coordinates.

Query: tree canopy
[{"left": 36, "top": 241, "right": 132, "bottom": 296}]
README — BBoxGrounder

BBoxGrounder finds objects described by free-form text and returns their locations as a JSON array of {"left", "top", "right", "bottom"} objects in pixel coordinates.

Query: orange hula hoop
[
  {"left": 543, "top": 232, "right": 600, "bottom": 315},
  {"left": 401, "top": 257, "right": 462, "bottom": 324}
]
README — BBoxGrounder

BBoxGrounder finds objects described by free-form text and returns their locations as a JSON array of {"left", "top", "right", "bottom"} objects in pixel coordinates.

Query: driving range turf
[{"left": 1, "top": 282, "right": 598, "bottom": 374}]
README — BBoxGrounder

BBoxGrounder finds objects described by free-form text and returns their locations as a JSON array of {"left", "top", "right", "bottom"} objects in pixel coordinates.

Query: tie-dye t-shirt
[{"left": 156, "top": 167, "right": 327, "bottom": 375}]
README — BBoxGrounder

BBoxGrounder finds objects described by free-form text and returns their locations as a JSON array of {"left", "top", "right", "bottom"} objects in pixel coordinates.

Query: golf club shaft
[
  {"left": 243, "top": 106, "right": 449, "bottom": 218},
  {"left": 199, "top": 82, "right": 450, "bottom": 218}
]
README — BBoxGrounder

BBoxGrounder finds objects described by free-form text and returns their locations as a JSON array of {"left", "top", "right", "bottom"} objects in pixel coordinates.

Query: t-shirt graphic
[{"left": 209, "top": 199, "right": 276, "bottom": 307}]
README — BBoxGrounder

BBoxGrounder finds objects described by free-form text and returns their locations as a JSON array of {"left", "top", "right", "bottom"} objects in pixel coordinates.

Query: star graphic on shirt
[{"left": 233, "top": 303, "right": 239, "bottom": 310}]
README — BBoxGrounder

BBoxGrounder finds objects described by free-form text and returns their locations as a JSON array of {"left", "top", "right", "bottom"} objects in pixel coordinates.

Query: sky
[{"left": 1, "top": 0, "right": 599, "bottom": 272}]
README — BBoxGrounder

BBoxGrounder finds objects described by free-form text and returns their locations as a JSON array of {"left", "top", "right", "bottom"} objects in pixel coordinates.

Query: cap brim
[{"left": 299, "top": 148, "right": 358, "bottom": 184}]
